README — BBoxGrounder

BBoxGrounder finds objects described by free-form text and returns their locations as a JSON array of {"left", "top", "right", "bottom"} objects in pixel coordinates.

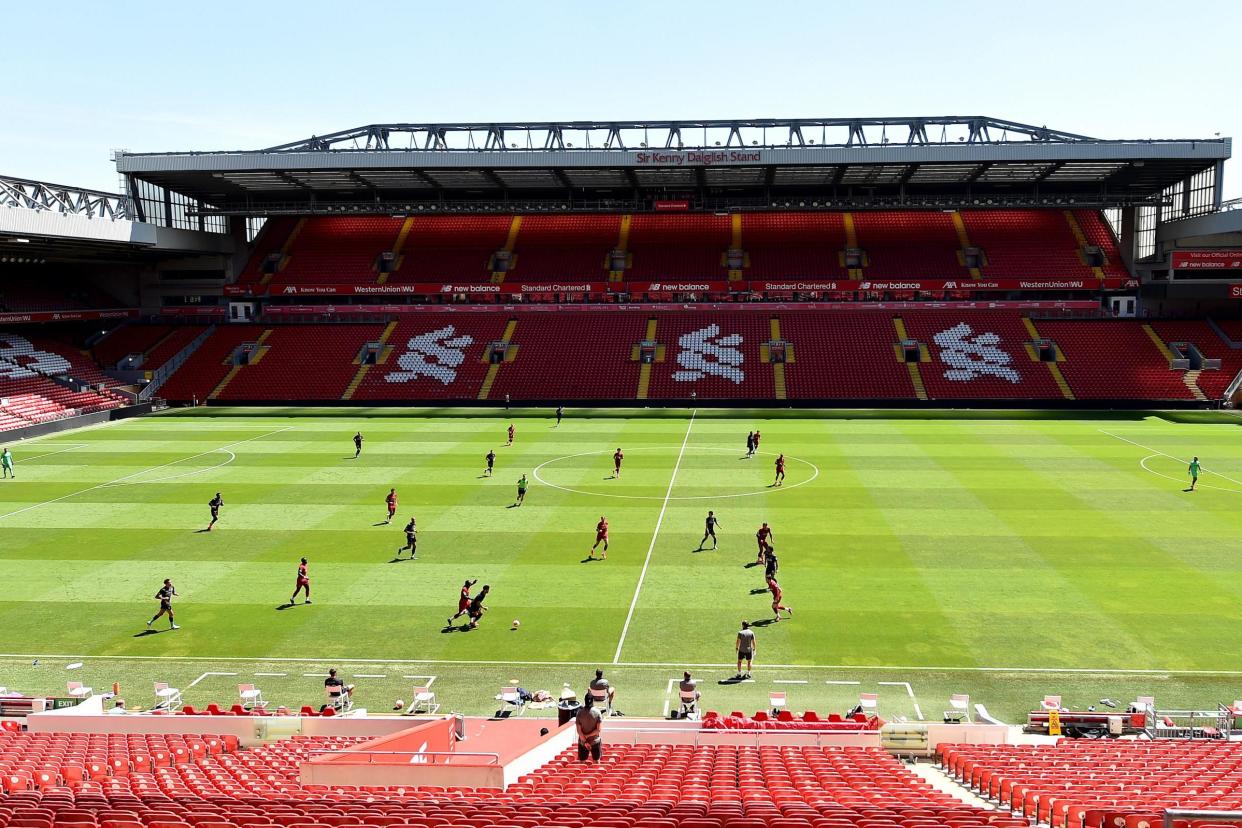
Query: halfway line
[{"left": 613, "top": 409, "right": 697, "bottom": 663}]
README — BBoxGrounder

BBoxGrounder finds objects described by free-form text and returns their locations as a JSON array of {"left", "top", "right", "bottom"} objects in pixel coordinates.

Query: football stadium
[{"left": 4, "top": 6, "right": 1242, "bottom": 825}]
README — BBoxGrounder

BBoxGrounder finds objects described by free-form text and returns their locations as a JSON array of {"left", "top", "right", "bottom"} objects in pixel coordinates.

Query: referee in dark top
[{"left": 698, "top": 510, "right": 721, "bottom": 551}]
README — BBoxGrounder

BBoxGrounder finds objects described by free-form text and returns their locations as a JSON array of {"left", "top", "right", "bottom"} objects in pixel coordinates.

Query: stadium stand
[
  {"left": 623, "top": 214, "right": 732, "bottom": 282},
  {"left": 509, "top": 215, "right": 620, "bottom": 280},
  {"left": 212, "top": 324, "right": 386, "bottom": 401},
  {"left": 156, "top": 325, "right": 270, "bottom": 402},
  {"left": 780, "top": 313, "right": 914, "bottom": 399},
  {"left": 959, "top": 212, "right": 1095, "bottom": 280},
  {"left": 267, "top": 217, "right": 403, "bottom": 286},
  {"left": 389, "top": 216, "right": 515, "bottom": 285},
  {"left": 644, "top": 313, "right": 775, "bottom": 400},
  {"left": 349, "top": 315, "right": 512, "bottom": 402},
  {"left": 853, "top": 212, "right": 964, "bottom": 279},
  {"left": 939, "top": 740, "right": 1242, "bottom": 826},
  {"left": 1035, "top": 320, "right": 1194, "bottom": 400},
  {"left": 901, "top": 312, "right": 1064, "bottom": 400},
  {"left": 1149, "top": 319, "right": 1242, "bottom": 400},
  {"left": 93, "top": 326, "right": 175, "bottom": 368},
  {"left": 239, "top": 218, "right": 299, "bottom": 284},
  {"left": 742, "top": 213, "right": 848, "bottom": 279}
]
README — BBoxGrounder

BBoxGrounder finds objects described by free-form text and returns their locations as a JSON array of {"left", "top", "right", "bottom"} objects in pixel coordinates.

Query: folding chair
[
  {"left": 324, "top": 686, "right": 353, "bottom": 713},
  {"left": 66, "top": 682, "right": 92, "bottom": 699},
  {"left": 588, "top": 685, "right": 613, "bottom": 715},
  {"left": 496, "top": 686, "right": 526, "bottom": 716},
  {"left": 153, "top": 683, "right": 183, "bottom": 712},
  {"left": 1040, "top": 694, "right": 1062, "bottom": 711},
  {"left": 677, "top": 686, "right": 700, "bottom": 720},
  {"left": 237, "top": 684, "right": 265, "bottom": 710},
  {"left": 1133, "top": 695, "right": 1155, "bottom": 712},
  {"left": 859, "top": 692, "right": 878, "bottom": 714},
  {"left": 404, "top": 686, "right": 439, "bottom": 715},
  {"left": 945, "top": 694, "right": 970, "bottom": 723}
]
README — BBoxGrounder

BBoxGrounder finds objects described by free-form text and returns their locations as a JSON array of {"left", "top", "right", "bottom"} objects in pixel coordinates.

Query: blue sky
[{"left": 3, "top": 0, "right": 1239, "bottom": 197}]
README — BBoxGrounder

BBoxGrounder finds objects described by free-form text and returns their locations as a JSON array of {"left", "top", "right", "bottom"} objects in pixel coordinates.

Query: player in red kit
[
  {"left": 753, "top": 429, "right": 761, "bottom": 453},
  {"left": 290, "top": 557, "right": 311, "bottom": 605},
  {"left": 385, "top": 488, "right": 397, "bottom": 524},
  {"left": 773, "top": 453, "right": 785, "bottom": 487},
  {"left": 767, "top": 576, "right": 792, "bottom": 621},
  {"left": 589, "top": 516, "right": 610, "bottom": 560},
  {"left": 447, "top": 578, "right": 478, "bottom": 626},
  {"left": 755, "top": 522, "right": 774, "bottom": 564},
  {"left": 613, "top": 448, "right": 624, "bottom": 478},
  {"left": 506, "top": 424, "right": 515, "bottom": 446}
]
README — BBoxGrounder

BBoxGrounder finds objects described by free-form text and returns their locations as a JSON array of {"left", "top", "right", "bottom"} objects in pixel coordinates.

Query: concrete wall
[{"left": 2, "top": 404, "right": 150, "bottom": 443}]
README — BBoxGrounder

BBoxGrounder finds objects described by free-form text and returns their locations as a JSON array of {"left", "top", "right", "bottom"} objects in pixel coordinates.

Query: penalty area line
[
  {"left": 612, "top": 409, "right": 697, "bottom": 664},
  {"left": 1100, "top": 429, "right": 1242, "bottom": 488}
]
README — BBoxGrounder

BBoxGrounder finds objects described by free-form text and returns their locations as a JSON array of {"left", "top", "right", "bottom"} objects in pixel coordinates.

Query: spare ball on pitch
[
  {"left": 511, "top": 619, "right": 521, "bottom": 629},
  {"left": 392, "top": 700, "right": 405, "bottom": 711}
]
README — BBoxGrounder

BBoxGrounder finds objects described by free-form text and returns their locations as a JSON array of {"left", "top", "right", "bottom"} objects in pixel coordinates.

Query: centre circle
[{"left": 531, "top": 446, "right": 819, "bottom": 501}]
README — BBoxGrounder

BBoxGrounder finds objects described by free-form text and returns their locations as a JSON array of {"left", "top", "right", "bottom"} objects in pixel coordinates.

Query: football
[{"left": 511, "top": 619, "right": 521, "bottom": 629}]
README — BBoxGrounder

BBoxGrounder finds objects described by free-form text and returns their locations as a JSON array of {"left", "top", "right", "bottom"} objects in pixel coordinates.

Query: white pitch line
[
  {"left": 6, "top": 651, "right": 1242, "bottom": 676},
  {"left": 773, "top": 680, "right": 807, "bottom": 684},
  {"left": 1100, "top": 429, "right": 1242, "bottom": 488},
  {"left": 253, "top": 672, "right": 286, "bottom": 677},
  {"left": 880, "top": 680, "right": 923, "bottom": 721},
  {"left": 0, "top": 427, "right": 294, "bottom": 521},
  {"left": 187, "top": 671, "right": 237, "bottom": 688},
  {"left": 352, "top": 673, "right": 386, "bottom": 678},
  {"left": 100, "top": 449, "right": 236, "bottom": 488},
  {"left": 663, "top": 678, "right": 675, "bottom": 718},
  {"left": 825, "top": 680, "right": 862, "bottom": 685},
  {"left": 17, "top": 444, "right": 87, "bottom": 463},
  {"left": 612, "top": 409, "right": 697, "bottom": 664}
]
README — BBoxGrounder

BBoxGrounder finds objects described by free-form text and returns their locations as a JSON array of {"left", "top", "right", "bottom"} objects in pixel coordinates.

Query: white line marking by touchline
[
  {"left": 187, "top": 671, "right": 237, "bottom": 688},
  {"left": 613, "top": 410, "right": 697, "bottom": 664},
  {"left": 773, "top": 679, "right": 808, "bottom": 684},
  {"left": 100, "top": 450, "right": 236, "bottom": 488},
  {"left": 1100, "top": 429, "right": 1242, "bottom": 489},
  {"left": 5, "top": 652, "right": 1241, "bottom": 676},
  {"left": 0, "top": 427, "right": 294, "bottom": 521},
  {"left": 825, "top": 680, "right": 862, "bottom": 685},
  {"left": 352, "top": 673, "right": 386, "bottom": 678},
  {"left": 1140, "top": 454, "right": 1242, "bottom": 494},
  {"left": 880, "top": 680, "right": 923, "bottom": 721}
]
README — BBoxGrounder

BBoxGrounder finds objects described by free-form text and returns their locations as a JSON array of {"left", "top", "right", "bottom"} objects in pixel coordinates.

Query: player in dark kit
[
  {"left": 467, "top": 584, "right": 490, "bottom": 629},
  {"left": 764, "top": 549, "right": 779, "bottom": 582},
  {"left": 767, "top": 576, "right": 792, "bottom": 621},
  {"left": 147, "top": 579, "right": 180, "bottom": 630},
  {"left": 746, "top": 431, "right": 755, "bottom": 458},
  {"left": 290, "top": 557, "right": 311, "bottom": 605},
  {"left": 384, "top": 488, "right": 398, "bottom": 524},
  {"left": 353, "top": 432, "right": 363, "bottom": 458},
  {"left": 698, "top": 510, "right": 721, "bottom": 551},
  {"left": 773, "top": 454, "right": 786, "bottom": 487},
  {"left": 485, "top": 450, "right": 496, "bottom": 477},
  {"left": 447, "top": 578, "right": 478, "bottom": 625},
  {"left": 206, "top": 493, "right": 223, "bottom": 531},
  {"left": 555, "top": 406, "right": 564, "bottom": 427},
  {"left": 589, "top": 516, "right": 610, "bottom": 560},
  {"left": 755, "top": 522, "right": 773, "bottom": 564},
  {"left": 397, "top": 516, "right": 417, "bottom": 558},
  {"left": 506, "top": 424, "right": 515, "bottom": 446},
  {"left": 613, "top": 448, "right": 624, "bottom": 478}
]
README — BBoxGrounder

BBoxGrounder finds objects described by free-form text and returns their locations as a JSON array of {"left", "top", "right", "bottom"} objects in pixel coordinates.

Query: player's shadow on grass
[
  {"left": 717, "top": 675, "right": 751, "bottom": 685},
  {"left": 748, "top": 588, "right": 768, "bottom": 595},
  {"left": 193, "top": 528, "right": 211, "bottom": 534},
  {"left": 441, "top": 624, "right": 469, "bottom": 634},
  {"left": 388, "top": 557, "right": 413, "bottom": 564},
  {"left": 749, "top": 618, "right": 778, "bottom": 628},
  {"left": 371, "top": 521, "right": 390, "bottom": 527},
  {"left": 580, "top": 556, "right": 601, "bottom": 564},
  {"left": 275, "top": 603, "right": 299, "bottom": 610},
  {"left": 506, "top": 504, "right": 520, "bottom": 509},
  {"left": 743, "top": 561, "right": 760, "bottom": 569},
  {"left": 133, "top": 629, "right": 161, "bottom": 637}
]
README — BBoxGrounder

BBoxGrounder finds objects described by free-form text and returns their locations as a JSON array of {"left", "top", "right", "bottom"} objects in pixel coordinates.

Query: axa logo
[
  {"left": 283, "top": 286, "right": 297, "bottom": 294},
  {"left": 943, "top": 281, "right": 957, "bottom": 289}
]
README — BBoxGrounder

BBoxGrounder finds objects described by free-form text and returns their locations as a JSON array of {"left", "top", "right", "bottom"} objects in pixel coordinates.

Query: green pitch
[{"left": 1, "top": 406, "right": 1240, "bottom": 723}]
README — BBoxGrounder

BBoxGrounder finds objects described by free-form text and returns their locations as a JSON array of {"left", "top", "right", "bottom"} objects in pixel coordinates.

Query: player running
[
  {"left": 506, "top": 424, "right": 515, "bottom": 446},
  {"left": 612, "top": 447, "right": 624, "bottom": 478},
  {"left": 514, "top": 474, "right": 528, "bottom": 506},
  {"left": 588, "top": 516, "right": 610, "bottom": 560},
  {"left": 698, "top": 510, "right": 721, "bottom": 551},
  {"left": 485, "top": 449, "right": 496, "bottom": 477},
  {"left": 1, "top": 447, "right": 13, "bottom": 479},
  {"left": 767, "top": 576, "right": 792, "bottom": 622},
  {"left": 755, "top": 522, "right": 774, "bottom": 564},
  {"left": 555, "top": 405, "right": 564, "bottom": 427},
  {"left": 206, "top": 492, "right": 223, "bottom": 531},
  {"left": 466, "top": 584, "right": 490, "bottom": 629},
  {"left": 147, "top": 579, "right": 180, "bottom": 630},
  {"left": 745, "top": 432, "right": 755, "bottom": 459},
  {"left": 764, "top": 549, "right": 779, "bottom": 582},
  {"left": 353, "top": 432, "right": 364, "bottom": 459},
  {"left": 290, "top": 557, "right": 312, "bottom": 605},
  {"left": 384, "top": 488, "right": 398, "bottom": 524},
  {"left": 773, "top": 453, "right": 785, "bottom": 487},
  {"left": 1189, "top": 456, "right": 1201, "bottom": 491},
  {"left": 397, "top": 516, "right": 417, "bottom": 558},
  {"left": 753, "top": 429, "right": 762, "bottom": 454},
  {"left": 447, "top": 578, "right": 478, "bottom": 625}
]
